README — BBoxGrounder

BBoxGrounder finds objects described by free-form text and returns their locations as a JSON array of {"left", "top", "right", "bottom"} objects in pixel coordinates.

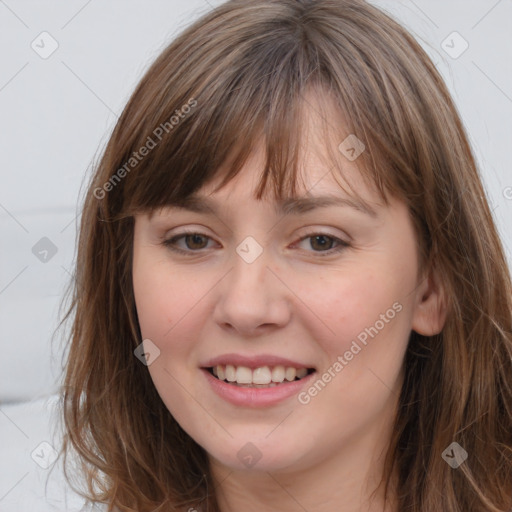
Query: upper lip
[{"left": 201, "top": 353, "right": 315, "bottom": 370}]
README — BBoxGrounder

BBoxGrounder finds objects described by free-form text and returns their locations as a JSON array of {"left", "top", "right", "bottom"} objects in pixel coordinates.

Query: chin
[{"left": 204, "top": 435, "right": 310, "bottom": 473}]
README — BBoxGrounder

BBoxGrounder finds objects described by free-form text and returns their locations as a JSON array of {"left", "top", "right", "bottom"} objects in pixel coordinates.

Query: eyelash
[{"left": 162, "top": 229, "right": 350, "bottom": 257}]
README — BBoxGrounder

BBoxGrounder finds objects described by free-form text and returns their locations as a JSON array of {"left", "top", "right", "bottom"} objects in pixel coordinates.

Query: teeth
[
  {"left": 296, "top": 368, "right": 308, "bottom": 379},
  {"left": 252, "top": 366, "right": 271, "bottom": 385},
  {"left": 271, "top": 365, "right": 285, "bottom": 383},
  {"left": 210, "top": 364, "right": 311, "bottom": 386},
  {"left": 235, "top": 366, "right": 252, "bottom": 384},
  {"left": 285, "top": 367, "right": 296, "bottom": 381},
  {"left": 225, "top": 364, "right": 236, "bottom": 382}
]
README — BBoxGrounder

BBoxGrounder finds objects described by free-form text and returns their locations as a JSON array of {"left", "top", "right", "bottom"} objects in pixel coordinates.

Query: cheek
[
  {"left": 295, "top": 271, "right": 411, "bottom": 432},
  {"left": 132, "top": 258, "right": 210, "bottom": 429},
  {"left": 132, "top": 256, "right": 225, "bottom": 410},
  {"left": 303, "top": 269, "right": 403, "bottom": 348},
  {"left": 133, "top": 258, "right": 207, "bottom": 343},
  {"left": 133, "top": 261, "right": 173, "bottom": 341},
  {"left": 297, "top": 256, "right": 415, "bottom": 398}
]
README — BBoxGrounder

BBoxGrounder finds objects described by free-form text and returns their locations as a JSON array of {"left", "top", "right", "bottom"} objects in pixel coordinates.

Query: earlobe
[{"left": 411, "top": 268, "right": 449, "bottom": 336}]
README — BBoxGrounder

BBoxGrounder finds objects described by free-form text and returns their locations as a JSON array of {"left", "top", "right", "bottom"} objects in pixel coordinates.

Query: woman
[{"left": 60, "top": 1, "right": 512, "bottom": 510}]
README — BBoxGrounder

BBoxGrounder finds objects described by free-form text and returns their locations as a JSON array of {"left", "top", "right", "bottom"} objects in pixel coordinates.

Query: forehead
[
  {"left": 153, "top": 142, "right": 382, "bottom": 221},
  {"left": 205, "top": 128, "right": 381, "bottom": 203},
  {"left": 211, "top": 88, "right": 381, "bottom": 199},
  {"left": 139, "top": 86, "right": 392, "bottom": 221},
  {"left": 163, "top": 191, "right": 379, "bottom": 219}
]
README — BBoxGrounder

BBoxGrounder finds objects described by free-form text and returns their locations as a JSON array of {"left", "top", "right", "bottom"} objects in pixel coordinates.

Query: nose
[{"left": 212, "top": 245, "right": 292, "bottom": 337}]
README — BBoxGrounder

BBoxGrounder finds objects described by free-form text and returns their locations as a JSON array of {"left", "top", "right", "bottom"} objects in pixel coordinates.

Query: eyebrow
[{"left": 165, "top": 194, "right": 378, "bottom": 218}]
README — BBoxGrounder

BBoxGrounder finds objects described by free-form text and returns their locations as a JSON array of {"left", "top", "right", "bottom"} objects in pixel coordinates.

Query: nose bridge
[
  {"left": 212, "top": 236, "right": 290, "bottom": 332},
  {"left": 228, "top": 236, "right": 273, "bottom": 301}
]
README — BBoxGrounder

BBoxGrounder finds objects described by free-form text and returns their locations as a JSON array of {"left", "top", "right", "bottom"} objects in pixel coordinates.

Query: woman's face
[{"left": 132, "top": 107, "right": 444, "bottom": 478}]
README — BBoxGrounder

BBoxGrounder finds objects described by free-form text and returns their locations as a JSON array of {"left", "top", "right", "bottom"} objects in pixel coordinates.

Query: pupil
[
  {"left": 186, "top": 234, "right": 207, "bottom": 249},
  {"left": 311, "top": 235, "right": 332, "bottom": 251}
]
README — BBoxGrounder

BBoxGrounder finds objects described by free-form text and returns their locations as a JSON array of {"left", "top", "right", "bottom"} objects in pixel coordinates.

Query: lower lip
[{"left": 201, "top": 368, "right": 316, "bottom": 407}]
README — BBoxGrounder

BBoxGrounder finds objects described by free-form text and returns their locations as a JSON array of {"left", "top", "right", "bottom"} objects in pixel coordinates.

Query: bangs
[{"left": 102, "top": 3, "right": 408, "bottom": 221}]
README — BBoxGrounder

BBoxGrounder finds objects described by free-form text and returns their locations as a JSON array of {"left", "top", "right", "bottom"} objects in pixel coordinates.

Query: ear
[{"left": 411, "top": 267, "right": 449, "bottom": 336}]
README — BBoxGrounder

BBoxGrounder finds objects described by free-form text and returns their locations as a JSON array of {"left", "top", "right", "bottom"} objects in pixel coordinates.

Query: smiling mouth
[{"left": 205, "top": 365, "right": 316, "bottom": 388}]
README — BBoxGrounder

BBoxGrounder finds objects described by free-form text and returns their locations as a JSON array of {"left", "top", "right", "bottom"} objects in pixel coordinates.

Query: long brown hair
[{"left": 58, "top": 0, "right": 512, "bottom": 510}]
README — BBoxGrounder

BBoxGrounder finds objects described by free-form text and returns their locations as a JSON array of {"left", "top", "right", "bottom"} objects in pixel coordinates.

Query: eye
[
  {"left": 294, "top": 233, "right": 350, "bottom": 256},
  {"left": 162, "top": 230, "right": 349, "bottom": 257},
  {"left": 162, "top": 231, "right": 216, "bottom": 254}
]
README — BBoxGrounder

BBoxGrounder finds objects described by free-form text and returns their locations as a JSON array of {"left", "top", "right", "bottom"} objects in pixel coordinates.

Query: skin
[{"left": 132, "top": 94, "right": 447, "bottom": 512}]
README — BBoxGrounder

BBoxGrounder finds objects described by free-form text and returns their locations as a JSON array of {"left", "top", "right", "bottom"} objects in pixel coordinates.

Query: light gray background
[{"left": 0, "top": 0, "right": 511, "bottom": 508}]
